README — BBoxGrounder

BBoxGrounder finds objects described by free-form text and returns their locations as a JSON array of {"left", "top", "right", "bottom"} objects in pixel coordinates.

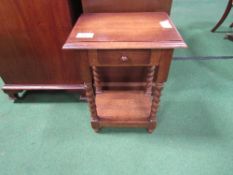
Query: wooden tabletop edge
[{"left": 62, "top": 42, "right": 187, "bottom": 50}]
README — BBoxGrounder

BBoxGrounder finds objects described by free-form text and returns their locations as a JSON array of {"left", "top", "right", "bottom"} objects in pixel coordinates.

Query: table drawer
[{"left": 89, "top": 50, "right": 160, "bottom": 66}]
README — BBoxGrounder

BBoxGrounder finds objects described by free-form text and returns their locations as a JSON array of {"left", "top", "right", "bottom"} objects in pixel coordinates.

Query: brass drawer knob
[{"left": 121, "top": 56, "right": 128, "bottom": 62}]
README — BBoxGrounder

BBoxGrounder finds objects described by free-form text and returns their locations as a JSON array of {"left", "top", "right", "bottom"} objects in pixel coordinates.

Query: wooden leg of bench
[{"left": 3, "top": 90, "right": 21, "bottom": 100}]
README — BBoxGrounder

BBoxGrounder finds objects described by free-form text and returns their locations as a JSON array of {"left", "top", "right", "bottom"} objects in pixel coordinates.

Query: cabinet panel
[
  {"left": 0, "top": 0, "right": 83, "bottom": 85},
  {"left": 81, "top": 0, "right": 173, "bottom": 14}
]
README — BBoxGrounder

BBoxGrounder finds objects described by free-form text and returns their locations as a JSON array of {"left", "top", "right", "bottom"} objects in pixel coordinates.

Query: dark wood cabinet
[{"left": 0, "top": 0, "right": 84, "bottom": 98}]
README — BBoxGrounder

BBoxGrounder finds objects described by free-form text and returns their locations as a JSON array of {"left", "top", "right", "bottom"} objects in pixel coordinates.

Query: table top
[{"left": 63, "top": 12, "right": 187, "bottom": 49}]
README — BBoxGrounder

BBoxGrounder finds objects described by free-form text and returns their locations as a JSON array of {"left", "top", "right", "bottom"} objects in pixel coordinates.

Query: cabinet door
[{"left": 0, "top": 0, "right": 82, "bottom": 84}]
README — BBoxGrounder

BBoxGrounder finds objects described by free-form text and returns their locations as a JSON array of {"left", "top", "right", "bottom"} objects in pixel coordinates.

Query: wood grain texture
[
  {"left": 96, "top": 91, "right": 151, "bottom": 121},
  {"left": 92, "top": 50, "right": 152, "bottom": 66},
  {"left": 81, "top": 0, "right": 173, "bottom": 14},
  {"left": 92, "top": 66, "right": 102, "bottom": 93},
  {"left": 0, "top": 0, "right": 83, "bottom": 97},
  {"left": 150, "top": 83, "right": 164, "bottom": 121},
  {"left": 156, "top": 50, "right": 174, "bottom": 83},
  {"left": 147, "top": 83, "right": 164, "bottom": 133},
  {"left": 145, "top": 66, "right": 156, "bottom": 95},
  {"left": 79, "top": 0, "right": 175, "bottom": 95},
  {"left": 63, "top": 12, "right": 187, "bottom": 50},
  {"left": 85, "top": 83, "right": 98, "bottom": 121},
  {"left": 64, "top": 12, "right": 187, "bottom": 132},
  {"left": 0, "top": 0, "right": 178, "bottom": 100}
]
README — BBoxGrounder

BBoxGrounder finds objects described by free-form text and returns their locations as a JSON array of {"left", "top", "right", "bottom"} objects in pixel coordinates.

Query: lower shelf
[{"left": 96, "top": 91, "right": 152, "bottom": 121}]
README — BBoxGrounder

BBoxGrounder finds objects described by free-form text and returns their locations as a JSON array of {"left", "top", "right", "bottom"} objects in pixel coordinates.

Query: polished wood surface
[
  {"left": 64, "top": 12, "right": 186, "bottom": 49},
  {"left": 0, "top": 0, "right": 83, "bottom": 98},
  {"left": 81, "top": 0, "right": 173, "bottom": 14},
  {"left": 96, "top": 91, "right": 151, "bottom": 121},
  {"left": 80, "top": 0, "right": 175, "bottom": 94},
  {"left": 91, "top": 50, "right": 154, "bottom": 66},
  {"left": 64, "top": 12, "right": 186, "bottom": 132},
  {"left": 0, "top": 0, "right": 176, "bottom": 100}
]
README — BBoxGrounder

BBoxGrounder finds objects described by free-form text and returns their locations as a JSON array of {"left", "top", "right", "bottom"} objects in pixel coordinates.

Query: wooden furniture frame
[
  {"left": 81, "top": 0, "right": 173, "bottom": 14},
  {"left": 79, "top": 0, "right": 174, "bottom": 93},
  {"left": 0, "top": 0, "right": 84, "bottom": 100},
  {"left": 64, "top": 12, "right": 186, "bottom": 133},
  {"left": 0, "top": 0, "right": 174, "bottom": 100},
  {"left": 211, "top": 0, "right": 233, "bottom": 32}
]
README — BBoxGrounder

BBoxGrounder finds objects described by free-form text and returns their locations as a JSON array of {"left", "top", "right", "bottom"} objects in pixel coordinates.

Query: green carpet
[
  {"left": 1, "top": 0, "right": 233, "bottom": 175},
  {"left": 1, "top": 59, "right": 233, "bottom": 175},
  {"left": 172, "top": 0, "right": 233, "bottom": 56}
]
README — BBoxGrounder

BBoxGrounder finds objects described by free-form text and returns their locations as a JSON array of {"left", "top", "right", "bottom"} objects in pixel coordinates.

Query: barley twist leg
[
  {"left": 85, "top": 83, "right": 100, "bottom": 132},
  {"left": 145, "top": 66, "right": 156, "bottom": 95},
  {"left": 148, "top": 83, "right": 164, "bottom": 133},
  {"left": 92, "top": 66, "right": 102, "bottom": 94}
]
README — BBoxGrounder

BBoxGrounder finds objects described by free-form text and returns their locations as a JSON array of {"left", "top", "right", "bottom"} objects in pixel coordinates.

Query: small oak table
[{"left": 63, "top": 12, "right": 187, "bottom": 133}]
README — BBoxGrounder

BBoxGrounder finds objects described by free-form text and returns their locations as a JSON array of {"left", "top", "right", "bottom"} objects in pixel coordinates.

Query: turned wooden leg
[
  {"left": 145, "top": 66, "right": 156, "bottom": 95},
  {"left": 92, "top": 66, "right": 102, "bottom": 94},
  {"left": 211, "top": 0, "right": 233, "bottom": 32},
  {"left": 84, "top": 83, "right": 101, "bottom": 132},
  {"left": 147, "top": 83, "right": 164, "bottom": 133},
  {"left": 79, "top": 90, "right": 87, "bottom": 101},
  {"left": 3, "top": 90, "right": 20, "bottom": 100}
]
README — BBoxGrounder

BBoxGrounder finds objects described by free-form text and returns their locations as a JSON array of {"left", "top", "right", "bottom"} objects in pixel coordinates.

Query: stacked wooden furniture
[
  {"left": 0, "top": 0, "right": 174, "bottom": 100},
  {"left": 63, "top": 12, "right": 187, "bottom": 133},
  {"left": 0, "top": 0, "right": 185, "bottom": 132}
]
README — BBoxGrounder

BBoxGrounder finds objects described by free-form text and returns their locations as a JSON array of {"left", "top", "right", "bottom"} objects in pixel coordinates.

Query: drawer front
[{"left": 89, "top": 50, "right": 160, "bottom": 66}]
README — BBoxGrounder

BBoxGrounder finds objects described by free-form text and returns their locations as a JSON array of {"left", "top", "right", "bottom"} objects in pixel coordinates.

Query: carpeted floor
[
  {"left": 172, "top": 0, "right": 233, "bottom": 56},
  {"left": 1, "top": 59, "right": 233, "bottom": 175},
  {"left": 0, "top": 0, "right": 233, "bottom": 175}
]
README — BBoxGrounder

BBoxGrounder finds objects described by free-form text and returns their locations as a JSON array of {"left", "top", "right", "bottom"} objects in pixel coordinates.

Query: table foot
[
  {"left": 147, "top": 121, "right": 156, "bottom": 133},
  {"left": 3, "top": 90, "right": 21, "bottom": 100},
  {"left": 91, "top": 120, "right": 101, "bottom": 133}
]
